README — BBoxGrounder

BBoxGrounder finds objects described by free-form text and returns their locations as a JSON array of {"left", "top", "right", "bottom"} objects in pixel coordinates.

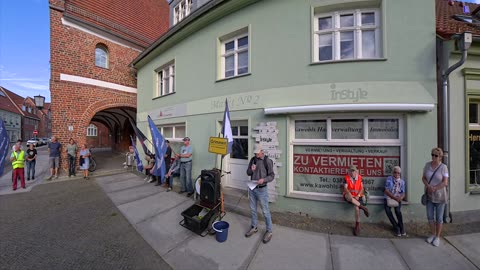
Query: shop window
[
  {"left": 313, "top": 9, "right": 381, "bottom": 62},
  {"left": 290, "top": 116, "right": 403, "bottom": 200},
  {"left": 468, "top": 101, "right": 480, "bottom": 191}
]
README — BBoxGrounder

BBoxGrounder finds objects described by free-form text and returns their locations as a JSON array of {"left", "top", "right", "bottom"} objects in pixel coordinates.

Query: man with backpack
[{"left": 245, "top": 144, "right": 275, "bottom": 244}]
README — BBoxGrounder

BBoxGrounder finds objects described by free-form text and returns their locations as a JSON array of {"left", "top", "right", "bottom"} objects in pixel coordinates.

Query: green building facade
[{"left": 134, "top": 0, "right": 438, "bottom": 222}]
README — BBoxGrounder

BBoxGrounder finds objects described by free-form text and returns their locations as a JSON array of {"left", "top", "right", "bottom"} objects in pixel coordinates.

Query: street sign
[
  {"left": 33, "top": 130, "right": 38, "bottom": 135},
  {"left": 208, "top": 137, "right": 228, "bottom": 155}
]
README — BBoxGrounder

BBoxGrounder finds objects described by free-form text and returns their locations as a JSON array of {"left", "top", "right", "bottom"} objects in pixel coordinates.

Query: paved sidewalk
[{"left": 96, "top": 173, "right": 480, "bottom": 270}]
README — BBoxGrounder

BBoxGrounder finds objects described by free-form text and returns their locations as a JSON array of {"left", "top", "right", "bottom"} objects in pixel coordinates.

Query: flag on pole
[
  {"left": 129, "top": 118, "right": 152, "bottom": 156},
  {"left": 147, "top": 116, "right": 167, "bottom": 182},
  {"left": 222, "top": 99, "right": 234, "bottom": 154},
  {"left": 0, "top": 119, "right": 10, "bottom": 176},
  {"left": 130, "top": 136, "right": 144, "bottom": 172}
]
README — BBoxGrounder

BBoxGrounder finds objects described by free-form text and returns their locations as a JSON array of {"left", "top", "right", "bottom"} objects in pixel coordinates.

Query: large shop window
[
  {"left": 290, "top": 117, "right": 403, "bottom": 201},
  {"left": 313, "top": 9, "right": 381, "bottom": 62},
  {"left": 468, "top": 101, "right": 480, "bottom": 192}
]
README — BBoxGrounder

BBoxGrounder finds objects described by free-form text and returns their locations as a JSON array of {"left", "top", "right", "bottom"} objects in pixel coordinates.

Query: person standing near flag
[
  {"left": 10, "top": 143, "right": 26, "bottom": 190},
  {"left": 177, "top": 137, "right": 194, "bottom": 197}
]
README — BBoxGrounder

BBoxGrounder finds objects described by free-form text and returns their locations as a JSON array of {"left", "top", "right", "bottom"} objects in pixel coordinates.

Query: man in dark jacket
[{"left": 245, "top": 144, "right": 274, "bottom": 244}]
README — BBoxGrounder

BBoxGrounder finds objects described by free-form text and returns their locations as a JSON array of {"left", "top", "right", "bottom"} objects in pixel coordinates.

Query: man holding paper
[{"left": 245, "top": 144, "right": 275, "bottom": 244}]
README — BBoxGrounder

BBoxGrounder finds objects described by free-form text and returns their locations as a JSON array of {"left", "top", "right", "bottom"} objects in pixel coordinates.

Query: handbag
[
  {"left": 387, "top": 197, "right": 399, "bottom": 207},
  {"left": 421, "top": 164, "right": 443, "bottom": 206}
]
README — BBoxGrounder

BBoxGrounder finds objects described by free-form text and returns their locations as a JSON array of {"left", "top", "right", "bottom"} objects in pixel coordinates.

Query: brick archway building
[{"left": 49, "top": 0, "right": 169, "bottom": 171}]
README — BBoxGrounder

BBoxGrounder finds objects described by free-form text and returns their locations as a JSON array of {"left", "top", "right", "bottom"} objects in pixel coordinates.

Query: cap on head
[
  {"left": 183, "top": 137, "right": 190, "bottom": 141},
  {"left": 348, "top": 165, "right": 358, "bottom": 172},
  {"left": 253, "top": 144, "right": 263, "bottom": 154}
]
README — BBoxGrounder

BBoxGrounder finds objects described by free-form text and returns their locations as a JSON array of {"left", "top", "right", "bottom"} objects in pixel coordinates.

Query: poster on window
[{"left": 293, "top": 145, "right": 400, "bottom": 196}]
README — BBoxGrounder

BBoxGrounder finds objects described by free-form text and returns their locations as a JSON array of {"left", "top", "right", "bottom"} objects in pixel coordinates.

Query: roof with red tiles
[
  {"left": 0, "top": 87, "right": 22, "bottom": 115},
  {"left": 65, "top": 0, "right": 170, "bottom": 48},
  {"left": 437, "top": 0, "right": 480, "bottom": 39},
  {"left": 0, "top": 87, "right": 40, "bottom": 120}
]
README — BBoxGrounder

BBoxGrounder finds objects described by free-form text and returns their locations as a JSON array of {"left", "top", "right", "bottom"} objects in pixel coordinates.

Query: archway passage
[{"left": 87, "top": 106, "right": 136, "bottom": 152}]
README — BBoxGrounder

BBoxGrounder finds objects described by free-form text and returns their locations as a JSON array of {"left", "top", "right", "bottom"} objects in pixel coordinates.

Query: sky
[
  {"left": 0, "top": 0, "right": 480, "bottom": 105},
  {"left": 0, "top": 0, "right": 50, "bottom": 102}
]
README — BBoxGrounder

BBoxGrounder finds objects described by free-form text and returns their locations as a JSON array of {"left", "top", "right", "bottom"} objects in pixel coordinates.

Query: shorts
[{"left": 49, "top": 157, "right": 60, "bottom": 169}]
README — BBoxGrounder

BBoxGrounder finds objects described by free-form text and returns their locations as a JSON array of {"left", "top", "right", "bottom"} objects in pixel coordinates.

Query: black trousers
[{"left": 68, "top": 154, "right": 76, "bottom": 176}]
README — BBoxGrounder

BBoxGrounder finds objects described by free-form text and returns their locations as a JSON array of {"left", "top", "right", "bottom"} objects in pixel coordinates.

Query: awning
[{"left": 264, "top": 103, "right": 435, "bottom": 115}]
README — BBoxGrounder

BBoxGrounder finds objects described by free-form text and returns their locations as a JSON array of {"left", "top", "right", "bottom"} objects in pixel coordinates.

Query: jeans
[
  {"left": 426, "top": 200, "right": 446, "bottom": 224},
  {"left": 68, "top": 154, "right": 76, "bottom": 176},
  {"left": 180, "top": 162, "right": 193, "bottom": 192},
  {"left": 26, "top": 160, "right": 36, "bottom": 179},
  {"left": 248, "top": 186, "right": 273, "bottom": 232},
  {"left": 384, "top": 199, "right": 404, "bottom": 233}
]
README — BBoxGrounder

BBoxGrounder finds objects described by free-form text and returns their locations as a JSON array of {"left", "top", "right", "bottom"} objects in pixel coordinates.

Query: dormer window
[{"left": 173, "top": 0, "right": 192, "bottom": 25}]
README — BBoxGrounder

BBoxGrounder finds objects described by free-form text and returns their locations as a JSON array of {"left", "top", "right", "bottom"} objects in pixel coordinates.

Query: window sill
[
  {"left": 286, "top": 191, "right": 405, "bottom": 205},
  {"left": 216, "top": 73, "right": 251, "bottom": 83},
  {"left": 153, "top": 92, "right": 176, "bottom": 100},
  {"left": 469, "top": 187, "right": 480, "bottom": 195},
  {"left": 95, "top": 65, "right": 109, "bottom": 70},
  {"left": 310, "top": 58, "right": 387, "bottom": 66}
]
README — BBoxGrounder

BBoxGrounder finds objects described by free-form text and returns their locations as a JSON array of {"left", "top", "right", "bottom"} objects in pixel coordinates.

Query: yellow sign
[{"left": 208, "top": 137, "right": 228, "bottom": 155}]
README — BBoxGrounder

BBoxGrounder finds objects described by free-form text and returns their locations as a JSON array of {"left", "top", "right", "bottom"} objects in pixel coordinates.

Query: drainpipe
[{"left": 441, "top": 32, "right": 472, "bottom": 223}]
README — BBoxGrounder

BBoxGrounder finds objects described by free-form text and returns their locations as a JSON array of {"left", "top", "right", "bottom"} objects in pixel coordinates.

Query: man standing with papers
[{"left": 245, "top": 144, "right": 275, "bottom": 244}]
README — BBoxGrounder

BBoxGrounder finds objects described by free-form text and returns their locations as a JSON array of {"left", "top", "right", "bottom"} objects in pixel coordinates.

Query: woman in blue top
[
  {"left": 384, "top": 166, "right": 406, "bottom": 237},
  {"left": 79, "top": 144, "right": 90, "bottom": 180}
]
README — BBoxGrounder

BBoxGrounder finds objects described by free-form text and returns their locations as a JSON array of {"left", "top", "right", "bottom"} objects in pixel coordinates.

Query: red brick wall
[{"left": 49, "top": 0, "right": 146, "bottom": 172}]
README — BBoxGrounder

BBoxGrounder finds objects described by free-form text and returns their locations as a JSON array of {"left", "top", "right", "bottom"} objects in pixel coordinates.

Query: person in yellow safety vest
[
  {"left": 10, "top": 143, "right": 26, "bottom": 191},
  {"left": 342, "top": 165, "right": 369, "bottom": 236}
]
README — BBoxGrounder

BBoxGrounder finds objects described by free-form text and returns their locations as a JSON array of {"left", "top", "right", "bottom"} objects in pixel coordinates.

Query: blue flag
[
  {"left": 147, "top": 116, "right": 167, "bottom": 182},
  {"left": 222, "top": 99, "right": 233, "bottom": 154},
  {"left": 0, "top": 119, "right": 9, "bottom": 176},
  {"left": 130, "top": 136, "right": 144, "bottom": 172}
]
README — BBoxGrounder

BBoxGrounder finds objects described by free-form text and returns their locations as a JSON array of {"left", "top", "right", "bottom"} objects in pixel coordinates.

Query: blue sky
[
  {"left": 0, "top": 0, "right": 50, "bottom": 102},
  {"left": 0, "top": 0, "right": 480, "bottom": 104}
]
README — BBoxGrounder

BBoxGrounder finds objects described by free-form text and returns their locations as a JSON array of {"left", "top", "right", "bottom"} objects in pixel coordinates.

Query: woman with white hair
[{"left": 384, "top": 166, "right": 406, "bottom": 237}]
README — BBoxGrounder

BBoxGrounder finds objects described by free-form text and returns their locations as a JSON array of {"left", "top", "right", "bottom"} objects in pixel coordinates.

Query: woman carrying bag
[
  {"left": 384, "top": 166, "right": 406, "bottom": 237},
  {"left": 422, "top": 147, "right": 449, "bottom": 247}
]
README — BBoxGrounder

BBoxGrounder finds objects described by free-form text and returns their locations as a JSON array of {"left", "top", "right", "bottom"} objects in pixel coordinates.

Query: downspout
[{"left": 440, "top": 32, "right": 472, "bottom": 223}]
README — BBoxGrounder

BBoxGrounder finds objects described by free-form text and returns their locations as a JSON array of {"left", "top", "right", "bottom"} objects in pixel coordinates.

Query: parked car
[
  {"left": 26, "top": 138, "right": 40, "bottom": 147},
  {"left": 37, "top": 138, "right": 46, "bottom": 146}
]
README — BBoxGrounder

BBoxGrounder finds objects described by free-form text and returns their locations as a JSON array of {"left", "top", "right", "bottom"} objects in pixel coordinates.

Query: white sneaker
[
  {"left": 144, "top": 176, "right": 149, "bottom": 181},
  {"left": 432, "top": 237, "right": 440, "bottom": 247},
  {"left": 426, "top": 235, "right": 435, "bottom": 244},
  {"left": 148, "top": 178, "right": 155, "bottom": 183}
]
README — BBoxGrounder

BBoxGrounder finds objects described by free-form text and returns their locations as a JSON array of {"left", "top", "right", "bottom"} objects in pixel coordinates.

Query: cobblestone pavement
[{"left": 0, "top": 179, "right": 172, "bottom": 270}]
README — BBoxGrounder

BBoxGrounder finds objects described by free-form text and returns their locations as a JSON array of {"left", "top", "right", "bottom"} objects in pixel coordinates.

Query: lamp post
[{"left": 34, "top": 94, "right": 45, "bottom": 110}]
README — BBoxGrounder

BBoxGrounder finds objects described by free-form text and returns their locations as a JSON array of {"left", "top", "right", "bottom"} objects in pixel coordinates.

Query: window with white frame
[
  {"left": 173, "top": 0, "right": 192, "bottom": 25},
  {"left": 87, "top": 124, "right": 98, "bottom": 137},
  {"left": 220, "top": 30, "right": 249, "bottom": 79},
  {"left": 95, "top": 44, "right": 109, "bottom": 68},
  {"left": 313, "top": 9, "right": 380, "bottom": 62},
  {"left": 156, "top": 62, "right": 175, "bottom": 97},
  {"left": 157, "top": 123, "right": 186, "bottom": 152},
  {"left": 290, "top": 116, "right": 403, "bottom": 201}
]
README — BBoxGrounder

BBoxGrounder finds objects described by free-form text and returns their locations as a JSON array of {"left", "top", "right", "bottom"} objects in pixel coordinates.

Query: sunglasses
[{"left": 431, "top": 154, "right": 439, "bottom": 157}]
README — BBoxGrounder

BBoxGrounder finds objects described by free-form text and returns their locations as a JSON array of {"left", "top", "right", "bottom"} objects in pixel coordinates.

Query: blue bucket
[{"left": 212, "top": 221, "right": 229, "bottom": 243}]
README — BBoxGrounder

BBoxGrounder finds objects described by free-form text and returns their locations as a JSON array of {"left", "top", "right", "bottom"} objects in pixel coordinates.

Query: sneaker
[
  {"left": 54, "top": 175, "right": 59, "bottom": 179},
  {"left": 148, "top": 178, "right": 155, "bottom": 183},
  {"left": 263, "top": 231, "right": 273, "bottom": 244},
  {"left": 179, "top": 190, "right": 186, "bottom": 194},
  {"left": 144, "top": 176, "right": 149, "bottom": 181},
  {"left": 245, "top": 227, "right": 258, "bottom": 238},
  {"left": 46, "top": 175, "right": 53, "bottom": 181},
  {"left": 432, "top": 237, "right": 440, "bottom": 247},
  {"left": 187, "top": 191, "right": 194, "bottom": 197},
  {"left": 426, "top": 235, "right": 436, "bottom": 244},
  {"left": 166, "top": 188, "right": 172, "bottom": 192},
  {"left": 401, "top": 231, "right": 407, "bottom": 237}
]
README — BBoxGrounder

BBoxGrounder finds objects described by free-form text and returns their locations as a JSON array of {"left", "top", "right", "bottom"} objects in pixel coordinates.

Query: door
[{"left": 225, "top": 121, "right": 249, "bottom": 189}]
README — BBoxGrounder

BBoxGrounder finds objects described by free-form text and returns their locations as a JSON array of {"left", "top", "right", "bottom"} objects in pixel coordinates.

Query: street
[{"left": 0, "top": 178, "right": 171, "bottom": 270}]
